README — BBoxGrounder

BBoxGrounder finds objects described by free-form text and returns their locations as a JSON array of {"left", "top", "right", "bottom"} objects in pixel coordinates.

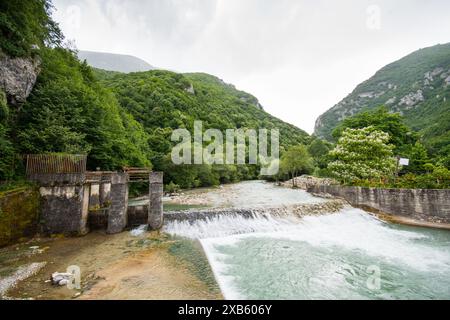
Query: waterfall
[{"left": 163, "top": 200, "right": 348, "bottom": 239}]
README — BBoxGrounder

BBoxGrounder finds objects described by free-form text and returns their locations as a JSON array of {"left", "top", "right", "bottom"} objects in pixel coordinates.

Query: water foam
[
  {"left": 164, "top": 207, "right": 450, "bottom": 299},
  {"left": 200, "top": 210, "right": 450, "bottom": 299}
]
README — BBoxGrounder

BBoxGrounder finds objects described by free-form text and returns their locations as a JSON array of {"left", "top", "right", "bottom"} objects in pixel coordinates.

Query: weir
[
  {"left": 163, "top": 199, "right": 349, "bottom": 240},
  {"left": 164, "top": 200, "right": 347, "bottom": 223}
]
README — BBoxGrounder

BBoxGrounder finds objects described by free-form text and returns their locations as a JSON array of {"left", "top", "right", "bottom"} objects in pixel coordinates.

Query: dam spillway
[{"left": 161, "top": 181, "right": 450, "bottom": 300}]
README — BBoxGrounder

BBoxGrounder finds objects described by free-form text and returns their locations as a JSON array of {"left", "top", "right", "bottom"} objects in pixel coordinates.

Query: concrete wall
[
  {"left": 127, "top": 204, "right": 149, "bottom": 228},
  {"left": 28, "top": 173, "right": 89, "bottom": 235},
  {"left": 307, "top": 185, "right": 450, "bottom": 224}
]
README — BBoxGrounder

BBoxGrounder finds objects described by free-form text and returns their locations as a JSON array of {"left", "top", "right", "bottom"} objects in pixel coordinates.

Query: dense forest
[
  {"left": 0, "top": 0, "right": 312, "bottom": 190},
  {"left": 1, "top": 1, "right": 151, "bottom": 182},
  {"left": 95, "top": 70, "right": 310, "bottom": 188}
]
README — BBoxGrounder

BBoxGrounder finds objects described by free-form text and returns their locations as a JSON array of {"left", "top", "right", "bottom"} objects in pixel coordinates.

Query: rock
[
  {"left": 399, "top": 90, "right": 424, "bottom": 108},
  {"left": 385, "top": 97, "right": 396, "bottom": 105},
  {"left": 185, "top": 83, "right": 195, "bottom": 94},
  {"left": 51, "top": 272, "right": 73, "bottom": 286},
  {"left": 0, "top": 52, "right": 41, "bottom": 105},
  {"left": 445, "top": 75, "right": 450, "bottom": 86},
  {"left": 281, "top": 175, "right": 338, "bottom": 190}
]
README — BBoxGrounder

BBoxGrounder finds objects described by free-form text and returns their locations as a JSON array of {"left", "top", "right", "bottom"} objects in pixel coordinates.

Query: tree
[
  {"left": 280, "top": 145, "right": 314, "bottom": 187},
  {"left": 405, "top": 142, "right": 430, "bottom": 174},
  {"left": 332, "top": 106, "right": 417, "bottom": 153},
  {"left": 0, "top": 0, "right": 63, "bottom": 57},
  {"left": 328, "top": 127, "right": 396, "bottom": 183},
  {"left": 432, "top": 166, "right": 450, "bottom": 187},
  {"left": 308, "top": 137, "right": 333, "bottom": 169}
]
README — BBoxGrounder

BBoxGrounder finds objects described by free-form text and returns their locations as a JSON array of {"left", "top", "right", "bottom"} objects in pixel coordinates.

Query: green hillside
[
  {"left": 95, "top": 70, "right": 310, "bottom": 187},
  {"left": 98, "top": 70, "right": 309, "bottom": 151},
  {"left": 315, "top": 43, "right": 450, "bottom": 156}
]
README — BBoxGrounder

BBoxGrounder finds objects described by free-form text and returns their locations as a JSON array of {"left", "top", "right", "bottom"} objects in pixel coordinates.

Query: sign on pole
[{"left": 399, "top": 158, "right": 410, "bottom": 166}]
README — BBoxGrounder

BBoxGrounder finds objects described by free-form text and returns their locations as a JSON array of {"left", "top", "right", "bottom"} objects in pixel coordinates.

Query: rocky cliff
[
  {"left": 314, "top": 43, "right": 450, "bottom": 145},
  {"left": 0, "top": 52, "right": 40, "bottom": 106}
]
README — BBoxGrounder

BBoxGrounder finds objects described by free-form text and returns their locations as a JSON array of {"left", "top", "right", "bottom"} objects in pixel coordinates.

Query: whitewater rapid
[{"left": 163, "top": 182, "right": 450, "bottom": 300}]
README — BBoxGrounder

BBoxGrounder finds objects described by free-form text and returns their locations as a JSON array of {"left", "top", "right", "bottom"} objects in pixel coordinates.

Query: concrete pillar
[
  {"left": 107, "top": 173, "right": 129, "bottom": 234},
  {"left": 30, "top": 173, "right": 88, "bottom": 236},
  {"left": 148, "top": 172, "right": 164, "bottom": 230},
  {"left": 81, "top": 184, "right": 90, "bottom": 234},
  {"left": 99, "top": 173, "right": 112, "bottom": 207},
  {"left": 89, "top": 182, "right": 100, "bottom": 210}
]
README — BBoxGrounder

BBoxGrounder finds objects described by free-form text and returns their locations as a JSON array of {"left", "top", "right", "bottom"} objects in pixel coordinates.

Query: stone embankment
[{"left": 284, "top": 176, "right": 450, "bottom": 227}]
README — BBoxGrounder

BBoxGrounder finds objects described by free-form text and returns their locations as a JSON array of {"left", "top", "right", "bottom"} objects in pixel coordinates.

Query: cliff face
[
  {"left": 0, "top": 53, "right": 41, "bottom": 106},
  {"left": 314, "top": 43, "right": 450, "bottom": 143}
]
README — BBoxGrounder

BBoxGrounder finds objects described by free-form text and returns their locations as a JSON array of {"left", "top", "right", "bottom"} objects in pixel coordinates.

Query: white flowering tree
[{"left": 328, "top": 127, "right": 397, "bottom": 183}]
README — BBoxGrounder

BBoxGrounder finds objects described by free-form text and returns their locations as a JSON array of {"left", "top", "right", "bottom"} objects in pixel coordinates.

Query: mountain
[
  {"left": 97, "top": 70, "right": 310, "bottom": 151},
  {"left": 78, "top": 50, "right": 154, "bottom": 73},
  {"left": 314, "top": 43, "right": 450, "bottom": 152}
]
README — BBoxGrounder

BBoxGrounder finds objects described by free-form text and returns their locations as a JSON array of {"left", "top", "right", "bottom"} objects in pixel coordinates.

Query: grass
[{"left": 0, "top": 181, "right": 35, "bottom": 196}]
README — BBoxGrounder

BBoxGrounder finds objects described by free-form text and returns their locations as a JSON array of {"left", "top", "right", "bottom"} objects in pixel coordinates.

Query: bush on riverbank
[{"left": 346, "top": 166, "right": 450, "bottom": 189}]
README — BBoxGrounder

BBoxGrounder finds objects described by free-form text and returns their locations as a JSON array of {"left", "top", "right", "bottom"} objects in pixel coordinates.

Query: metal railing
[{"left": 123, "top": 167, "right": 152, "bottom": 182}]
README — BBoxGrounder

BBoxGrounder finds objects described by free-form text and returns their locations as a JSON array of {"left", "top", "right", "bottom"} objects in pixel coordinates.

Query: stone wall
[
  {"left": 307, "top": 185, "right": 450, "bottom": 224},
  {"left": 33, "top": 174, "right": 89, "bottom": 235},
  {"left": 0, "top": 187, "right": 40, "bottom": 247}
]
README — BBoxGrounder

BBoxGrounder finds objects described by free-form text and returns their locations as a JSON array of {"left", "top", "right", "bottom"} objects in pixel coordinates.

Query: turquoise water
[
  {"left": 200, "top": 210, "right": 450, "bottom": 300},
  {"left": 164, "top": 182, "right": 450, "bottom": 300}
]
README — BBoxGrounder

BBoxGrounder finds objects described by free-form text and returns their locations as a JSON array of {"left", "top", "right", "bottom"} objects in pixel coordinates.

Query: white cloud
[{"left": 52, "top": 0, "right": 450, "bottom": 133}]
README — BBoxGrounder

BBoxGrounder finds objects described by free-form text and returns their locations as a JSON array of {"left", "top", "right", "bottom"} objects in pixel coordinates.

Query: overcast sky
[{"left": 52, "top": 0, "right": 450, "bottom": 133}]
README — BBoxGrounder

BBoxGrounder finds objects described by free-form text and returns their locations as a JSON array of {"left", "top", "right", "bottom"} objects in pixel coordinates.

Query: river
[{"left": 164, "top": 181, "right": 450, "bottom": 300}]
